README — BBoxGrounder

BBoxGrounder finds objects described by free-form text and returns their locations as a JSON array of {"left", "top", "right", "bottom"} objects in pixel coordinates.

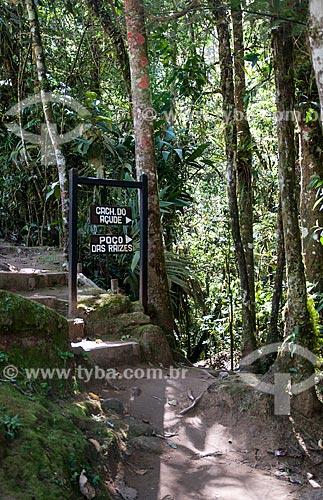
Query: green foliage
[
  {"left": 0, "top": 0, "right": 316, "bottom": 367},
  {"left": 0, "top": 351, "right": 9, "bottom": 363},
  {"left": 0, "top": 381, "right": 113, "bottom": 499},
  {"left": 307, "top": 297, "right": 322, "bottom": 353},
  {"left": 171, "top": 54, "right": 208, "bottom": 100},
  {"left": 57, "top": 350, "right": 75, "bottom": 363},
  {"left": 2, "top": 413, "right": 23, "bottom": 440}
]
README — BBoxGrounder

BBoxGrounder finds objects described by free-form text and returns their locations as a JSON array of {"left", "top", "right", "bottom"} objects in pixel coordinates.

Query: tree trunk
[
  {"left": 267, "top": 200, "right": 285, "bottom": 344},
  {"left": 308, "top": 0, "right": 323, "bottom": 130},
  {"left": 25, "top": 0, "right": 68, "bottom": 249},
  {"left": 232, "top": 4, "right": 256, "bottom": 334},
  {"left": 294, "top": 31, "right": 323, "bottom": 293},
  {"left": 212, "top": 0, "right": 257, "bottom": 355},
  {"left": 124, "top": 0, "right": 174, "bottom": 337},
  {"left": 297, "top": 114, "right": 323, "bottom": 292},
  {"left": 86, "top": 0, "right": 132, "bottom": 101},
  {"left": 272, "top": 23, "right": 311, "bottom": 340},
  {"left": 272, "top": 22, "right": 319, "bottom": 414}
]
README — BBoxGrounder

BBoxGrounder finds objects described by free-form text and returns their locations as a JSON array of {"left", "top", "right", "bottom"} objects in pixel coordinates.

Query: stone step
[
  {"left": 0, "top": 245, "right": 58, "bottom": 255},
  {"left": 71, "top": 339, "right": 141, "bottom": 368},
  {"left": 18, "top": 276, "right": 105, "bottom": 317},
  {"left": 0, "top": 271, "right": 67, "bottom": 291},
  {"left": 27, "top": 294, "right": 69, "bottom": 316}
]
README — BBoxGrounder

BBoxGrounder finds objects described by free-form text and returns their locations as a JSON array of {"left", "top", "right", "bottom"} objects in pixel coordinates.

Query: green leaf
[
  {"left": 95, "top": 116, "right": 113, "bottom": 131},
  {"left": 165, "top": 128, "right": 176, "bottom": 141},
  {"left": 174, "top": 148, "right": 183, "bottom": 161},
  {"left": 185, "top": 143, "right": 210, "bottom": 163},
  {"left": 244, "top": 52, "right": 259, "bottom": 67},
  {"left": 305, "top": 108, "right": 317, "bottom": 124},
  {"left": 313, "top": 197, "right": 323, "bottom": 210},
  {"left": 162, "top": 150, "right": 171, "bottom": 162},
  {"left": 317, "top": 301, "right": 323, "bottom": 313},
  {"left": 308, "top": 174, "right": 321, "bottom": 189},
  {"left": 201, "top": 159, "right": 215, "bottom": 167},
  {"left": 85, "top": 91, "right": 98, "bottom": 100},
  {"left": 46, "top": 181, "right": 60, "bottom": 202},
  {"left": 131, "top": 251, "right": 140, "bottom": 272}
]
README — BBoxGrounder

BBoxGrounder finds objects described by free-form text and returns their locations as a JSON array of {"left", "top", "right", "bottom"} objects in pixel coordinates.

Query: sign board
[
  {"left": 90, "top": 234, "right": 133, "bottom": 254},
  {"left": 90, "top": 205, "right": 132, "bottom": 226},
  {"left": 68, "top": 170, "right": 147, "bottom": 317}
]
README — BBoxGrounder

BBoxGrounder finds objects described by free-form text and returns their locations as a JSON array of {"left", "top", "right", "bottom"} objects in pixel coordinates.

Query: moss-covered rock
[
  {"left": 0, "top": 289, "right": 70, "bottom": 374},
  {"left": 129, "top": 435, "right": 163, "bottom": 454},
  {"left": 129, "top": 301, "right": 145, "bottom": 313},
  {"left": 77, "top": 294, "right": 152, "bottom": 339},
  {"left": 0, "top": 290, "right": 67, "bottom": 343},
  {"left": 131, "top": 324, "right": 173, "bottom": 366},
  {"left": 89, "top": 312, "right": 151, "bottom": 339},
  {"left": 0, "top": 383, "right": 114, "bottom": 499},
  {"left": 76, "top": 293, "right": 173, "bottom": 365},
  {"left": 124, "top": 418, "right": 154, "bottom": 438},
  {"left": 78, "top": 293, "right": 131, "bottom": 318}
]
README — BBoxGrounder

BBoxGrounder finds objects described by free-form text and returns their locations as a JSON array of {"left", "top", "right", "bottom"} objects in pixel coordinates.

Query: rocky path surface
[{"left": 88, "top": 368, "right": 301, "bottom": 500}]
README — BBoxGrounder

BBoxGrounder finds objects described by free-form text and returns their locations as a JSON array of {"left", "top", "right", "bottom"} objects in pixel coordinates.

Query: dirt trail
[
  {"left": 0, "top": 242, "right": 65, "bottom": 272},
  {"left": 1, "top": 243, "right": 319, "bottom": 499},
  {"left": 90, "top": 368, "right": 301, "bottom": 500}
]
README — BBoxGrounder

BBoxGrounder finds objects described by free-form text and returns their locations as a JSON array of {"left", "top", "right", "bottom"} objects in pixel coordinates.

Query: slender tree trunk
[
  {"left": 294, "top": 30, "right": 323, "bottom": 293},
  {"left": 212, "top": 0, "right": 257, "bottom": 355},
  {"left": 124, "top": 0, "right": 174, "bottom": 337},
  {"left": 297, "top": 112, "right": 323, "bottom": 292},
  {"left": 86, "top": 0, "right": 132, "bottom": 101},
  {"left": 272, "top": 23, "right": 313, "bottom": 342},
  {"left": 25, "top": 0, "right": 68, "bottom": 249},
  {"left": 272, "top": 23, "right": 311, "bottom": 341},
  {"left": 232, "top": 4, "right": 256, "bottom": 333},
  {"left": 308, "top": 0, "right": 323, "bottom": 130},
  {"left": 267, "top": 200, "right": 285, "bottom": 344},
  {"left": 272, "top": 22, "right": 319, "bottom": 414}
]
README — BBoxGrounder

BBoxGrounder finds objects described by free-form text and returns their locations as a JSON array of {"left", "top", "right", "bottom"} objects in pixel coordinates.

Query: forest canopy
[{"left": 1, "top": 0, "right": 323, "bottom": 370}]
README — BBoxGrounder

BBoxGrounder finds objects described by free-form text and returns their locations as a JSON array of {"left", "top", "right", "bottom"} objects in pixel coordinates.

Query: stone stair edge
[
  {"left": 0, "top": 244, "right": 64, "bottom": 254},
  {"left": 0, "top": 271, "right": 68, "bottom": 291}
]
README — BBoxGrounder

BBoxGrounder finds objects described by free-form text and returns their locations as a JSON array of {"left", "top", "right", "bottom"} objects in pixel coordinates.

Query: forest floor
[
  {"left": 0, "top": 240, "right": 66, "bottom": 272},
  {"left": 84, "top": 368, "right": 323, "bottom": 500},
  {"left": 1, "top": 241, "right": 323, "bottom": 499}
]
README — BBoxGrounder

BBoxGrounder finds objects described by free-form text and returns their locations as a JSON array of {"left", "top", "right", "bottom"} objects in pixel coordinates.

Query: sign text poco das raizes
[
  {"left": 90, "top": 234, "right": 133, "bottom": 254},
  {"left": 90, "top": 204, "right": 133, "bottom": 254}
]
